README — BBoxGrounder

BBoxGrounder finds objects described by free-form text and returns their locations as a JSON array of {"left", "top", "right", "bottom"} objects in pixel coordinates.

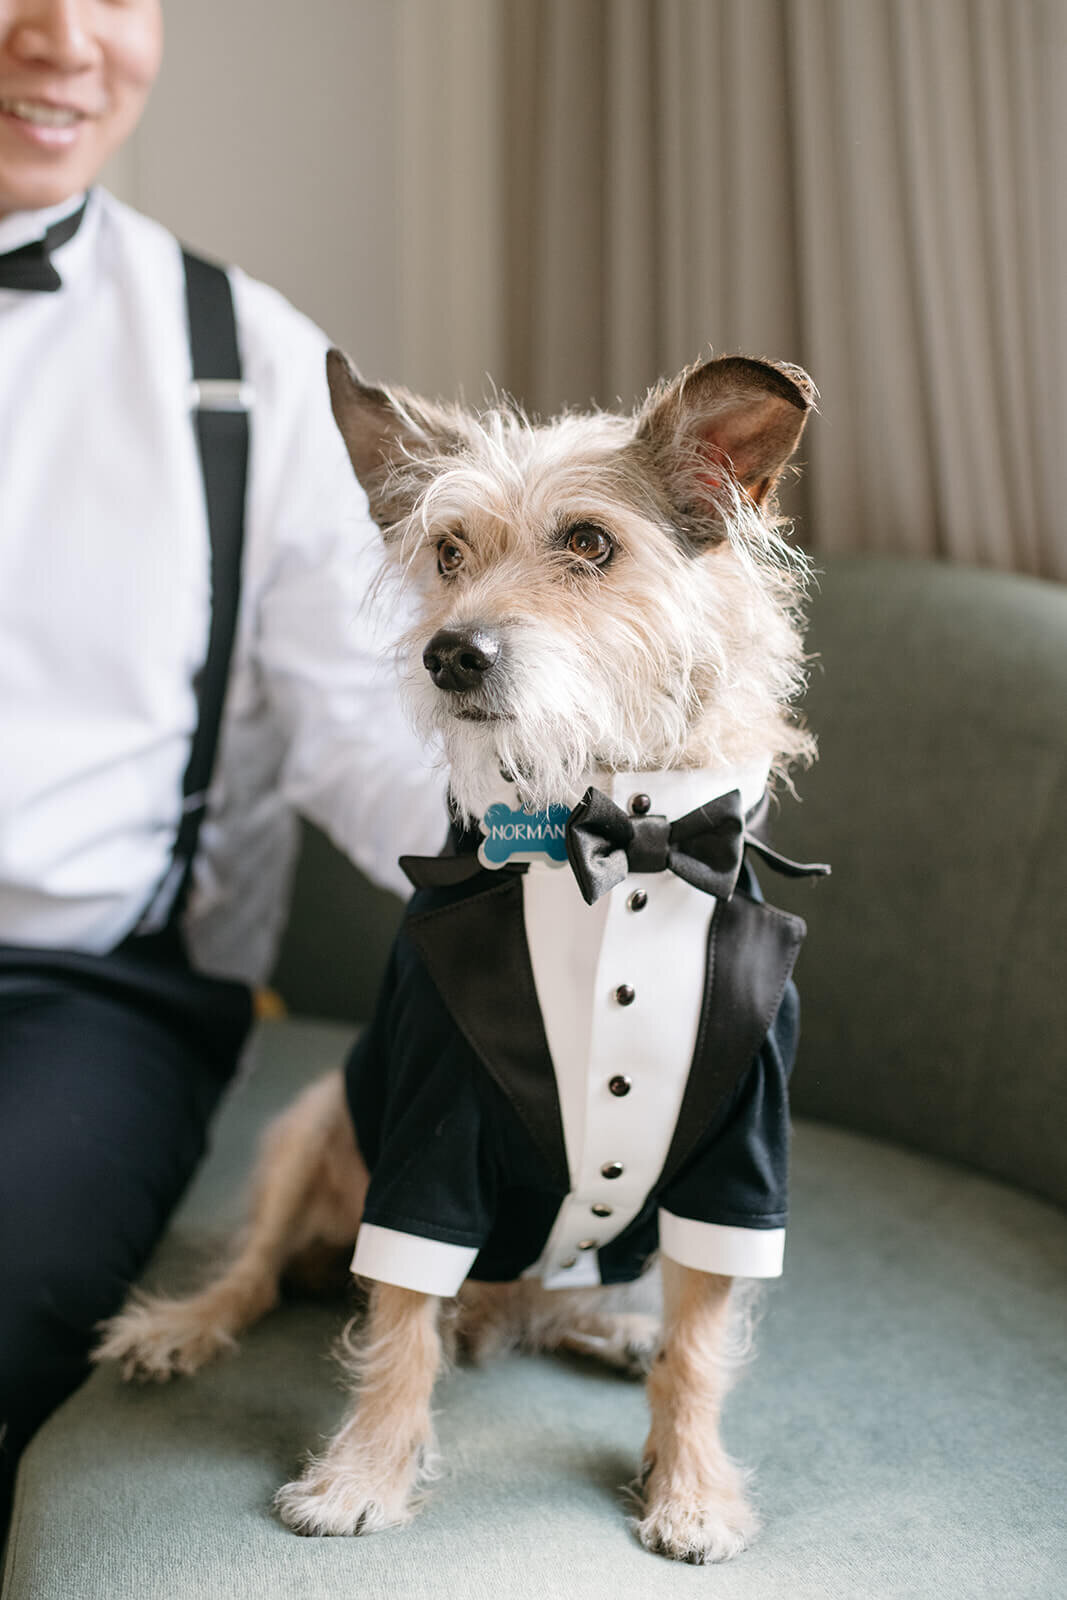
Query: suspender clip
[{"left": 188, "top": 379, "right": 254, "bottom": 412}]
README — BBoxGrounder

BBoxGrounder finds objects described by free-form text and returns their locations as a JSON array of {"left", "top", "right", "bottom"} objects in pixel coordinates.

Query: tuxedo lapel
[
  {"left": 657, "top": 890, "right": 807, "bottom": 1192},
  {"left": 405, "top": 874, "right": 571, "bottom": 1193},
  {"left": 404, "top": 854, "right": 806, "bottom": 1207}
]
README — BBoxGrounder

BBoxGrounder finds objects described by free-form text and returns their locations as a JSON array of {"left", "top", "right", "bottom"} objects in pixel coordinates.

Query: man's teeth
[{"left": 1, "top": 100, "right": 82, "bottom": 127}]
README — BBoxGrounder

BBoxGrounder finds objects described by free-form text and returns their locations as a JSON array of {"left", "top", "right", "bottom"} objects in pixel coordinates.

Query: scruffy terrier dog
[{"left": 98, "top": 350, "right": 825, "bottom": 1564}]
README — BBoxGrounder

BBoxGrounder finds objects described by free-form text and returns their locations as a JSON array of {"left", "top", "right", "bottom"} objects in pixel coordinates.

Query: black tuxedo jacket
[{"left": 344, "top": 853, "right": 807, "bottom": 1288}]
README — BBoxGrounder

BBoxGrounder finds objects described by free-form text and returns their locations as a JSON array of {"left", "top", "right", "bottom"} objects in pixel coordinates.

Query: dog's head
[{"left": 327, "top": 351, "right": 817, "bottom": 819}]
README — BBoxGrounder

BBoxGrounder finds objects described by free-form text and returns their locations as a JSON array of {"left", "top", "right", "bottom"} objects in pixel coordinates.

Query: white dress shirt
[{"left": 0, "top": 189, "right": 446, "bottom": 982}]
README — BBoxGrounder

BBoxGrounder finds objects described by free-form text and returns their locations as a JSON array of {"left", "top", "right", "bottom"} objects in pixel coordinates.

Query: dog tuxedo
[{"left": 346, "top": 764, "right": 828, "bottom": 1297}]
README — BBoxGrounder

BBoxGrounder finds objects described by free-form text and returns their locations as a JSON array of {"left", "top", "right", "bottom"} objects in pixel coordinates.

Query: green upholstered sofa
[{"left": 4, "top": 557, "right": 1066, "bottom": 1600}]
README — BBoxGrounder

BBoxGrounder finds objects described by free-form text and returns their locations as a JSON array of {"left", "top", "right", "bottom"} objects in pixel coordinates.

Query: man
[{"left": 0, "top": 0, "right": 445, "bottom": 1528}]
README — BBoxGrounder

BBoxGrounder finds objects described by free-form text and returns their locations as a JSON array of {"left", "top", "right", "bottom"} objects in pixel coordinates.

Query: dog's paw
[
  {"left": 94, "top": 1291, "right": 238, "bottom": 1382},
  {"left": 633, "top": 1472, "right": 759, "bottom": 1564},
  {"left": 559, "top": 1312, "right": 662, "bottom": 1378},
  {"left": 611, "top": 1313, "right": 662, "bottom": 1377},
  {"left": 274, "top": 1463, "right": 417, "bottom": 1538}
]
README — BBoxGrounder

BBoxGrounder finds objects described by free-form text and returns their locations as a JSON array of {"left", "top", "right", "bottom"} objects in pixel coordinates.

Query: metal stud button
[
  {"left": 614, "top": 984, "right": 635, "bottom": 1006},
  {"left": 591, "top": 1202, "right": 613, "bottom": 1217},
  {"left": 609, "top": 1074, "right": 632, "bottom": 1097},
  {"left": 627, "top": 889, "right": 648, "bottom": 912},
  {"left": 601, "top": 1161, "right": 624, "bottom": 1180},
  {"left": 629, "top": 793, "right": 652, "bottom": 815}
]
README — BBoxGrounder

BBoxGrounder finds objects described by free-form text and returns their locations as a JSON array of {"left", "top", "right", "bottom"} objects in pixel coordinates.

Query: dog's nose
[{"left": 423, "top": 627, "right": 501, "bottom": 692}]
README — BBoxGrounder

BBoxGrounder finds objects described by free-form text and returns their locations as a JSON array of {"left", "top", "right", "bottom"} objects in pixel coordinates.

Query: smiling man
[
  {"left": 0, "top": 0, "right": 160, "bottom": 212},
  {"left": 0, "top": 0, "right": 446, "bottom": 1532}
]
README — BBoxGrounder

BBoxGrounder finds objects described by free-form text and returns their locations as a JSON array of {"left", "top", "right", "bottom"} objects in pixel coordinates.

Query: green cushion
[
  {"left": 5, "top": 1018, "right": 1065, "bottom": 1600},
  {"left": 769, "top": 558, "right": 1067, "bottom": 1209}
]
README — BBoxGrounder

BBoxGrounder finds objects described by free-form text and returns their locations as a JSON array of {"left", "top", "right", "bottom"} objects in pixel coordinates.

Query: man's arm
[{"left": 235, "top": 272, "right": 449, "bottom": 896}]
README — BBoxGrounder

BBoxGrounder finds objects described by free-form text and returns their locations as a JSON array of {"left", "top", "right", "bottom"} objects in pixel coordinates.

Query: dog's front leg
[
  {"left": 275, "top": 1282, "right": 441, "bottom": 1537},
  {"left": 636, "top": 1260, "right": 758, "bottom": 1563}
]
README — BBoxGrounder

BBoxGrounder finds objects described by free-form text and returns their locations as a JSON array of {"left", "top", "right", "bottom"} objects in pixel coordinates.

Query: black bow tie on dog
[
  {"left": 565, "top": 786, "right": 830, "bottom": 905},
  {"left": 401, "top": 785, "right": 829, "bottom": 899},
  {"left": 0, "top": 199, "right": 87, "bottom": 292}
]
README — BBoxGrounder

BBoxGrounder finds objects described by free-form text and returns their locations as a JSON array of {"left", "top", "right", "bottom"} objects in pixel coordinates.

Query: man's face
[{"left": 0, "top": 0, "right": 162, "bottom": 218}]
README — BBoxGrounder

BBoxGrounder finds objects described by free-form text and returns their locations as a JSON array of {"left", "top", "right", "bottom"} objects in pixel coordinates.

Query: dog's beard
[
  {"left": 442, "top": 717, "right": 593, "bottom": 820},
  {"left": 402, "top": 622, "right": 695, "bottom": 821}
]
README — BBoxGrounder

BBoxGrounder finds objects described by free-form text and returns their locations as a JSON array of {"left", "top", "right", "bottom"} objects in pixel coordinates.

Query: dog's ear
[
  {"left": 636, "top": 355, "right": 815, "bottom": 529},
  {"left": 326, "top": 348, "right": 466, "bottom": 532}
]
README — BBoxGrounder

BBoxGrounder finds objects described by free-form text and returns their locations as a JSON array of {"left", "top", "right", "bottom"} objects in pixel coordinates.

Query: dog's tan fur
[
  {"left": 97, "top": 351, "right": 816, "bottom": 1563},
  {"left": 98, "top": 1072, "right": 365, "bottom": 1382},
  {"left": 333, "top": 353, "right": 815, "bottom": 822}
]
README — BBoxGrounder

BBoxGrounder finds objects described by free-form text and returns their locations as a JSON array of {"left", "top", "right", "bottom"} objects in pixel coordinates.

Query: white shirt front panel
[
  {"left": 522, "top": 762, "right": 771, "bottom": 1288},
  {"left": 0, "top": 190, "right": 447, "bottom": 978}
]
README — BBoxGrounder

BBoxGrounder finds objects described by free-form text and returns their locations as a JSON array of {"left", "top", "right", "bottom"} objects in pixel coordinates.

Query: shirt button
[
  {"left": 608, "top": 1074, "right": 632, "bottom": 1097},
  {"left": 591, "top": 1202, "right": 613, "bottom": 1217},
  {"left": 577, "top": 1238, "right": 597, "bottom": 1251},
  {"left": 629, "top": 793, "right": 652, "bottom": 815},
  {"left": 614, "top": 984, "right": 635, "bottom": 1006},
  {"left": 559, "top": 1257, "right": 577, "bottom": 1270},
  {"left": 627, "top": 889, "right": 648, "bottom": 912},
  {"left": 601, "top": 1161, "right": 624, "bottom": 1180}
]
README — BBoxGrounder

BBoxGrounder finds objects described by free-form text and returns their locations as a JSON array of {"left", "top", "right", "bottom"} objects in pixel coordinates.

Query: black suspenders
[{"left": 133, "top": 251, "right": 250, "bottom": 943}]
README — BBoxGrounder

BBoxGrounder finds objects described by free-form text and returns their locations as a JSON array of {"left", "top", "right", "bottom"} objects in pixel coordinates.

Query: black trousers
[{"left": 0, "top": 938, "right": 252, "bottom": 1533}]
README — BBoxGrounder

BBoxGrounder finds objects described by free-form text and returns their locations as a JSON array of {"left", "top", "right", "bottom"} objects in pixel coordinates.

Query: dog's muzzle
[{"left": 423, "top": 627, "right": 501, "bottom": 693}]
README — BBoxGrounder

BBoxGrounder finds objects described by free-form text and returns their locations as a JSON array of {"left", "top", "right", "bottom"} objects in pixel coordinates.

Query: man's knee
[{"left": 0, "top": 1269, "right": 101, "bottom": 1527}]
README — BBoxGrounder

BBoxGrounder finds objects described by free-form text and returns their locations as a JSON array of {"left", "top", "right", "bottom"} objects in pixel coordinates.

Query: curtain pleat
[{"left": 401, "top": 0, "right": 1065, "bottom": 577}]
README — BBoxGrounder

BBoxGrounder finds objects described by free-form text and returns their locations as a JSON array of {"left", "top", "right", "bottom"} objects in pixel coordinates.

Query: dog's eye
[
  {"left": 436, "top": 538, "right": 465, "bottom": 575},
  {"left": 565, "top": 522, "right": 613, "bottom": 566}
]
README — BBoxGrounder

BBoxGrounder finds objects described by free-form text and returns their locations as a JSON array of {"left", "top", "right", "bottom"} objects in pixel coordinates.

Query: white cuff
[
  {"left": 659, "top": 1209, "right": 786, "bottom": 1279},
  {"left": 351, "top": 1223, "right": 479, "bottom": 1297}
]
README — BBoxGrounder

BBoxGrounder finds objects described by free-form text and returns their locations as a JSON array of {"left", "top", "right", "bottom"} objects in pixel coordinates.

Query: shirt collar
[
  {"left": 601, "top": 759, "right": 771, "bottom": 821},
  {"left": 0, "top": 189, "right": 96, "bottom": 291},
  {"left": 501, "top": 758, "right": 772, "bottom": 878},
  {"left": 459, "top": 757, "right": 773, "bottom": 875},
  {"left": 0, "top": 191, "right": 87, "bottom": 253}
]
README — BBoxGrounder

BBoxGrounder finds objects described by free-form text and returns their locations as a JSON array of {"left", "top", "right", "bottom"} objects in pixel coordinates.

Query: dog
[{"left": 97, "top": 350, "right": 824, "bottom": 1564}]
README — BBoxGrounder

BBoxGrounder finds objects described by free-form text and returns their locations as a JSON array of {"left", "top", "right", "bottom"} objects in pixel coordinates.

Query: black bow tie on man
[
  {"left": 400, "top": 784, "right": 829, "bottom": 900},
  {"left": 564, "top": 786, "right": 830, "bottom": 905},
  {"left": 0, "top": 199, "right": 87, "bottom": 292}
]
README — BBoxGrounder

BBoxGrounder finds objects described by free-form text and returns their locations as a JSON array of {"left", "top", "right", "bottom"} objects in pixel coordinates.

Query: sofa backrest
[{"left": 772, "top": 556, "right": 1067, "bottom": 1211}]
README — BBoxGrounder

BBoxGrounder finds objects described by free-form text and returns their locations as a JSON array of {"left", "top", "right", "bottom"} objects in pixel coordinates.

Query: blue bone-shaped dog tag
[{"left": 478, "top": 801, "right": 571, "bottom": 870}]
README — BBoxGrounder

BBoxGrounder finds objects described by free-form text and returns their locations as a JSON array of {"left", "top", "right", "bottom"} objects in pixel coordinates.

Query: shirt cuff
[
  {"left": 659, "top": 1209, "right": 786, "bottom": 1279},
  {"left": 351, "top": 1222, "right": 480, "bottom": 1296}
]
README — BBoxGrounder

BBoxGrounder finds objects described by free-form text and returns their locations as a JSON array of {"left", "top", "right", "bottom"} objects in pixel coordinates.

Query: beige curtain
[{"left": 398, "top": 0, "right": 1067, "bottom": 579}]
